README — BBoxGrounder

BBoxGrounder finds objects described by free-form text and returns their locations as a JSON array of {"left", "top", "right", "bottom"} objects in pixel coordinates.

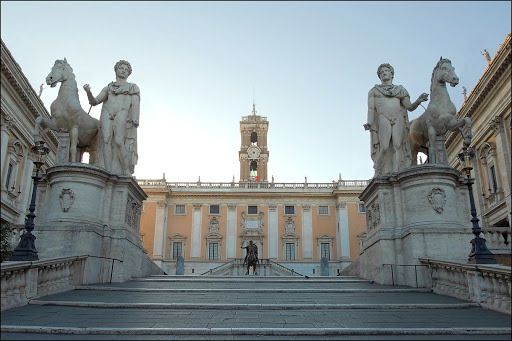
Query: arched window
[{"left": 250, "top": 132, "right": 258, "bottom": 144}]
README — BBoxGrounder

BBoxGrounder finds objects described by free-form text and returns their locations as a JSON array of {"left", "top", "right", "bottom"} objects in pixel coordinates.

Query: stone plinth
[
  {"left": 34, "top": 163, "right": 147, "bottom": 283},
  {"left": 358, "top": 164, "right": 474, "bottom": 287}
]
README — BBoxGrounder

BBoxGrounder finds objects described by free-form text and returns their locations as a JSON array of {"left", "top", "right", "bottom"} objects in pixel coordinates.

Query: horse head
[
  {"left": 430, "top": 57, "right": 459, "bottom": 93},
  {"left": 46, "top": 58, "right": 74, "bottom": 88}
]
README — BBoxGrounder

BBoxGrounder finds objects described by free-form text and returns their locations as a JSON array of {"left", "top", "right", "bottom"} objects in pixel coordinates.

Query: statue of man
[
  {"left": 481, "top": 49, "right": 491, "bottom": 64},
  {"left": 241, "top": 240, "right": 258, "bottom": 264},
  {"left": 462, "top": 86, "right": 467, "bottom": 100},
  {"left": 364, "top": 63, "right": 428, "bottom": 175},
  {"left": 83, "top": 60, "right": 140, "bottom": 175}
]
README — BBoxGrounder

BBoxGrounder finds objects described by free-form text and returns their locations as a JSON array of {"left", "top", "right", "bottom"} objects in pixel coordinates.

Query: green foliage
[{"left": 1, "top": 221, "right": 15, "bottom": 262}]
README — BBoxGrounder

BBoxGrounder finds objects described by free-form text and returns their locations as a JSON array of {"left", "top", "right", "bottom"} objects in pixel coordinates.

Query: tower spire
[{"left": 252, "top": 87, "right": 257, "bottom": 115}]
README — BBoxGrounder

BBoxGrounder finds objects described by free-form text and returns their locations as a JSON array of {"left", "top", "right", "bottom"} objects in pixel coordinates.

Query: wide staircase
[{"left": 1, "top": 275, "right": 511, "bottom": 340}]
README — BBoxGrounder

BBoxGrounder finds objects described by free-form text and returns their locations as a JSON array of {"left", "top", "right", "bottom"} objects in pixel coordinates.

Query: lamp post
[
  {"left": 9, "top": 141, "right": 50, "bottom": 261},
  {"left": 458, "top": 147, "right": 496, "bottom": 264}
]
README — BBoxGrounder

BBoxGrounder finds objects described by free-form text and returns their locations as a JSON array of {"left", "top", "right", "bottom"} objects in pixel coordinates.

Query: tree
[{"left": 1, "top": 221, "right": 14, "bottom": 262}]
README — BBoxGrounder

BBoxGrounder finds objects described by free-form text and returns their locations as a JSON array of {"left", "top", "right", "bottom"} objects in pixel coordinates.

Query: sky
[{"left": 1, "top": 1, "right": 510, "bottom": 183}]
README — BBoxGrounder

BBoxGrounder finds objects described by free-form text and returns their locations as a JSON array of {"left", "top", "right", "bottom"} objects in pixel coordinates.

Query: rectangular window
[
  {"left": 358, "top": 203, "right": 365, "bottom": 213},
  {"left": 5, "top": 163, "right": 13, "bottom": 189},
  {"left": 248, "top": 205, "right": 258, "bottom": 215},
  {"left": 318, "top": 206, "right": 329, "bottom": 215},
  {"left": 285, "top": 243, "right": 295, "bottom": 260},
  {"left": 284, "top": 206, "right": 295, "bottom": 215},
  {"left": 175, "top": 205, "right": 185, "bottom": 215},
  {"left": 321, "top": 243, "right": 330, "bottom": 260},
  {"left": 209, "top": 205, "right": 220, "bottom": 215},
  {"left": 209, "top": 243, "right": 218, "bottom": 260},
  {"left": 490, "top": 165, "right": 498, "bottom": 193},
  {"left": 172, "top": 242, "right": 182, "bottom": 260}
]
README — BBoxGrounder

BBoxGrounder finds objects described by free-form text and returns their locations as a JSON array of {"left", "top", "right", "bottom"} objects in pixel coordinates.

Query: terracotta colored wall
[
  {"left": 347, "top": 203, "right": 367, "bottom": 259},
  {"left": 140, "top": 202, "right": 156, "bottom": 257}
]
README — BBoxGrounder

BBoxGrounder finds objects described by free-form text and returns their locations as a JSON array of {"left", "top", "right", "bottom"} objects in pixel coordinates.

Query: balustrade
[
  {"left": 420, "top": 258, "right": 511, "bottom": 314},
  {"left": 1, "top": 256, "right": 87, "bottom": 311}
]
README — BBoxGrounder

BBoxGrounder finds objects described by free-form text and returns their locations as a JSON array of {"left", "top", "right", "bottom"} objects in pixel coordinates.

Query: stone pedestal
[
  {"left": 427, "top": 135, "right": 449, "bottom": 165},
  {"left": 34, "top": 163, "right": 147, "bottom": 283},
  {"left": 358, "top": 164, "right": 474, "bottom": 287}
]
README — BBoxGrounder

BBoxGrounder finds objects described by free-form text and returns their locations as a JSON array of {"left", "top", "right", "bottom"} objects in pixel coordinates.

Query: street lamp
[
  {"left": 458, "top": 147, "right": 496, "bottom": 264},
  {"left": 9, "top": 141, "right": 50, "bottom": 261}
]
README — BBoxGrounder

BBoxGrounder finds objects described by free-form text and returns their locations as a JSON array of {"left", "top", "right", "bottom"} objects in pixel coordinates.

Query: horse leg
[
  {"left": 34, "top": 117, "right": 59, "bottom": 143},
  {"left": 69, "top": 125, "right": 79, "bottom": 162},
  {"left": 447, "top": 117, "right": 473, "bottom": 147},
  {"left": 427, "top": 124, "right": 437, "bottom": 164}
]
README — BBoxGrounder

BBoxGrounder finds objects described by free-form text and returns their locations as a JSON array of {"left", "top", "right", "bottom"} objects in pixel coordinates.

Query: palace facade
[
  {"left": 446, "top": 33, "right": 511, "bottom": 232},
  {"left": 1, "top": 39, "right": 57, "bottom": 238},
  {"left": 138, "top": 106, "right": 369, "bottom": 276}
]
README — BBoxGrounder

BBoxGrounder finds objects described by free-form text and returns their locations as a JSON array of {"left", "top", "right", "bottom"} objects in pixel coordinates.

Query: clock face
[{"left": 247, "top": 146, "right": 260, "bottom": 159}]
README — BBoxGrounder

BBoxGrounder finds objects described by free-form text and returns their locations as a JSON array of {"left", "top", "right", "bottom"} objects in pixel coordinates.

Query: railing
[
  {"left": 1, "top": 256, "right": 87, "bottom": 311},
  {"left": 419, "top": 258, "right": 511, "bottom": 314},
  {"left": 199, "top": 259, "right": 304, "bottom": 276},
  {"left": 201, "top": 260, "right": 234, "bottom": 276},
  {"left": 382, "top": 264, "right": 429, "bottom": 288},
  {"left": 267, "top": 259, "right": 304, "bottom": 276},
  {"left": 137, "top": 179, "right": 369, "bottom": 191},
  {"left": 481, "top": 226, "right": 511, "bottom": 252}
]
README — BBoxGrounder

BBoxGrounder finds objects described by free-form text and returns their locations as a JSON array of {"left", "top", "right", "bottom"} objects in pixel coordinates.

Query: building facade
[
  {"left": 446, "top": 33, "right": 511, "bottom": 229},
  {"left": 138, "top": 107, "right": 369, "bottom": 276},
  {"left": 1, "top": 39, "right": 57, "bottom": 236},
  {"left": 446, "top": 33, "right": 511, "bottom": 263}
]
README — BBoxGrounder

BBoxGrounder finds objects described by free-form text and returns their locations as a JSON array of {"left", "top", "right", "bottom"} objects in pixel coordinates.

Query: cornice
[
  {"left": 1, "top": 39, "right": 59, "bottom": 148},
  {"left": 446, "top": 33, "right": 511, "bottom": 147}
]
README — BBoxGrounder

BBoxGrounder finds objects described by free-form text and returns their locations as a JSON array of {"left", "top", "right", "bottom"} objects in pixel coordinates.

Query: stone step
[{"left": 1, "top": 275, "right": 511, "bottom": 340}]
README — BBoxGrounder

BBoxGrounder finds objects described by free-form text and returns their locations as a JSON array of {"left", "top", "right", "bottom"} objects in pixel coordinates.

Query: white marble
[
  {"left": 33, "top": 164, "right": 147, "bottom": 283},
  {"left": 358, "top": 165, "right": 474, "bottom": 287},
  {"left": 365, "top": 63, "right": 428, "bottom": 176}
]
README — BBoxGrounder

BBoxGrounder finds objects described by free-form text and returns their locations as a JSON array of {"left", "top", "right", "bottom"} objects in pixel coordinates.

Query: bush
[{"left": 1, "top": 221, "right": 15, "bottom": 262}]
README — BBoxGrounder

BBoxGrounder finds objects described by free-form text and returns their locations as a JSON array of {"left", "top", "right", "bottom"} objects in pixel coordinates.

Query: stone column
[
  {"left": 190, "top": 204, "right": 203, "bottom": 259},
  {"left": 490, "top": 117, "right": 511, "bottom": 214},
  {"left": 152, "top": 200, "right": 168, "bottom": 262},
  {"left": 226, "top": 204, "right": 237, "bottom": 259},
  {"left": 0, "top": 115, "right": 14, "bottom": 177},
  {"left": 268, "top": 204, "right": 278, "bottom": 259},
  {"left": 337, "top": 202, "right": 350, "bottom": 259},
  {"left": 301, "top": 204, "right": 313, "bottom": 260}
]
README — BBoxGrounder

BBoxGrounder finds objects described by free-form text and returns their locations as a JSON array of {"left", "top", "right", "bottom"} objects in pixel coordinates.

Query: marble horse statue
[
  {"left": 34, "top": 58, "right": 99, "bottom": 163},
  {"left": 409, "top": 57, "right": 472, "bottom": 164}
]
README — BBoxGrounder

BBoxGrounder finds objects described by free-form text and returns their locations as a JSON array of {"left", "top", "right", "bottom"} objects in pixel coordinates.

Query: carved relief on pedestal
[
  {"left": 59, "top": 188, "right": 75, "bottom": 212},
  {"left": 428, "top": 188, "right": 446, "bottom": 214},
  {"left": 125, "top": 194, "right": 141, "bottom": 229},
  {"left": 366, "top": 202, "right": 381, "bottom": 231}
]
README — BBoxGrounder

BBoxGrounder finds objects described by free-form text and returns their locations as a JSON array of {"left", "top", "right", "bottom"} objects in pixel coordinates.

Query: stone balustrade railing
[
  {"left": 1, "top": 256, "right": 87, "bottom": 311},
  {"left": 419, "top": 258, "right": 511, "bottom": 314},
  {"left": 482, "top": 226, "right": 511, "bottom": 252},
  {"left": 137, "top": 179, "right": 369, "bottom": 191}
]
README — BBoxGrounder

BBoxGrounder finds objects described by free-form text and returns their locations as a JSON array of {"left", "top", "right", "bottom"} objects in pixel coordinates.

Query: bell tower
[{"left": 239, "top": 104, "right": 269, "bottom": 182}]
